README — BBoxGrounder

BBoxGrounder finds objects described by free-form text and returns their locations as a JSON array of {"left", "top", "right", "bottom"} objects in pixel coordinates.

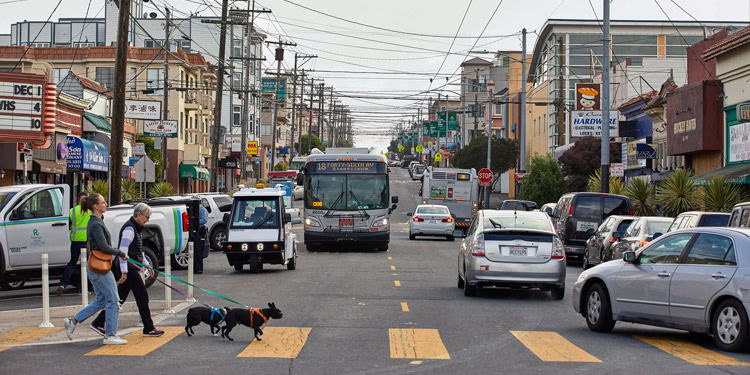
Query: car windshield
[
  {"left": 0, "top": 192, "right": 16, "bottom": 212},
  {"left": 702, "top": 214, "right": 730, "bottom": 227},
  {"left": 417, "top": 206, "right": 449, "bottom": 215},
  {"left": 647, "top": 221, "right": 672, "bottom": 235},
  {"left": 306, "top": 174, "right": 388, "bottom": 210},
  {"left": 231, "top": 198, "right": 279, "bottom": 229},
  {"left": 485, "top": 216, "right": 553, "bottom": 231}
]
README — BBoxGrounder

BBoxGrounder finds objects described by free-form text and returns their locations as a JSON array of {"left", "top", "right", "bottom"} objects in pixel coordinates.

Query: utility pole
[
  {"left": 318, "top": 82, "right": 324, "bottom": 142},
  {"left": 601, "top": 0, "right": 611, "bottom": 193},
  {"left": 109, "top": 0, "right": 130, "bottom": 205},
  {"left": 460, "top": 76, "right": 465, "bottom": 148},
  {"left": 308, "top": 77, "right": 314, "bottom": 153},
  {"left": 267, "top": 39, "right": 296, "bottom": 171},
  {"left": 474, "top": 71, "right": 479, "bottom": 141},
  {"left": 162, "top": 7, "right": 170, "bottom": 185},
  {"left": 328, "top": 88, "right": 334, "bottom": 146},
  {"left": 486, "top": 88, "right": 493, "bottom": 208},
  {"left": 205, "top": 0, "right": 231, "bottom": 192},
  {"left": 519, "top": 28, "right": 528, "bottom": 176},
  {"left": 427, "top": 96, "right": 432, "bottom": 166},
  {"left": 291, "top": 54, "right": 316, "bottom": 159},
  {"left": 558, "top": 36, "right": 565, "bottom": 148}
]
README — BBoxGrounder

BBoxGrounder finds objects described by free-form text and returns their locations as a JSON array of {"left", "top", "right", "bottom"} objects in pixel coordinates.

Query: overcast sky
[{"left": 2, "top": 0, "right": 749, "bottom": 153}]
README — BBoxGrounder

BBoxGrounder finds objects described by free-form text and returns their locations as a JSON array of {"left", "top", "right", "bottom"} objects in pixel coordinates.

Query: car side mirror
[
  {"left": 451, "top": 213, "right": 456, "bottom": 218},
  {"left": 296, "top": 174, "right": 303, "bottom": 186},
  {"left": 284, "top": 213, "right": 292, "bottom": 223},
  {"left": 612, "top": 231, "right": 622, "bottom": 239},
  {"left": 407, "top": 212, "right": 412, "bottom": 217},
  {"left": 623, "top": 250, "right": 637, "bottom": 264},
  {"left": 392, "top": 196, "right": 398, "bottom": 204},
  {"left": 586, "top": 228, "right": 595, "bottom": 236},
  {"left": 223, "top": 213, "right": 231, "bottom": 223},
  {"left": 652, "top": 232, "right": 662, "bottom": 240}
]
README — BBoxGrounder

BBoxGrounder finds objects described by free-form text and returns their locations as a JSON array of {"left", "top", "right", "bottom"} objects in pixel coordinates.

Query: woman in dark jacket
[{"left": 62, "top": 193, "right": 129, "bottom": 345}]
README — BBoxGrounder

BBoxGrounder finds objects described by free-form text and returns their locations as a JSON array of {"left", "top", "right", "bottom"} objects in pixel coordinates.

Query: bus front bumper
[{"left": 304, "top": 230, "right": 389, "bottom": 245}]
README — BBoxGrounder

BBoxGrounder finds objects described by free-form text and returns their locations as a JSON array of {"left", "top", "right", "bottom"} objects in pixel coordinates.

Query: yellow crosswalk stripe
[
  {"left": 394, "top": 280, "right": 401, "bottom": 286},
  {"left": 0, "top": 327, "right": 62, "bottom": 352},
  {"left": 85, "top": 327, "right": 183, "bottom": 356},
  {"left": 389, "top": 328, "right": 450, "bottom": 360},
  {"left": 510, "top": 331, "right": 601, "bottom": 362},
  {"left": 237, "top": 327, "right": 312, "bottom": 358},
  {"left": 390, "top": 266, "right": 396, "bottom": 271},
  {"left": 636, "top": 336, "right": 750, "bottom": 366},
  {"left": 401, "top": 302, "right": 410, "bottom": 312}
]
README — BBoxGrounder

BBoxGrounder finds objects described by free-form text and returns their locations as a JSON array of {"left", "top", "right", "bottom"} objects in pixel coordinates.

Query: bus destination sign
[{"left": 308, "top": 161, "right": 386, "bottom": 174}]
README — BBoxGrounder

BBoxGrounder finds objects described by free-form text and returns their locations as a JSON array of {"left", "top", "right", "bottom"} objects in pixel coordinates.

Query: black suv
[
  {"left": 400, "top": 155, "right": 416, "bottom": 168},
  {"left": 552, "top": 192, "right": 632, "bottom": 261}
]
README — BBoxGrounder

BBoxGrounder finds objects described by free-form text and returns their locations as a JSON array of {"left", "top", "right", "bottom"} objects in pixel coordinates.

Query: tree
[
  {"left": 135, "top": 135, "right": 163, "bottom": 179},
  {"left": 655, "top": 169, "right": 699, "bottom": 217},
  {"left": 519, "top": 153, "right": 564, "bottom": 206},
  {"left": 298, "top": 134, "right": 325, "bottom": 155},
  {"left": 335, "top": 138, "right": 353, "bottom": 147},
  {"left": 587, "top": 169, "right": 626, "bottom": 195},
  {"left": 273, "top": 161, "right": 288, "bottom": 171},
  {"left": 558, "top": 136, "right": 621, "bottom": 192},
  {"left": 453, "top": 136, "right": 518, "bottom": 186}
]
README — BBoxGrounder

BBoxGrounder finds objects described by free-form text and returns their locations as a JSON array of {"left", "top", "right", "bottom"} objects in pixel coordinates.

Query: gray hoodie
[{"left": 87, "top": 216, "right": 127, "bottom": 257}]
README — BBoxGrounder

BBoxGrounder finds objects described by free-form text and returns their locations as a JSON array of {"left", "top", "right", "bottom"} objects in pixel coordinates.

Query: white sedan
[{"left": 408, "top": 205, "right": 456, "bottom": 241}]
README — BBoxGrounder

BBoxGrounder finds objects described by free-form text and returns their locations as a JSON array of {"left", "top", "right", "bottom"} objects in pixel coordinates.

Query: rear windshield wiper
[{"left": 488, "top": 218, "right": 504, "bottom": 229}]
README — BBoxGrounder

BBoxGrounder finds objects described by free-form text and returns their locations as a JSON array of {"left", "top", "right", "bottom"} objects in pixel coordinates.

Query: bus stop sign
[{"left": 478, "top": 168, "right": 493, "bottom": 186}]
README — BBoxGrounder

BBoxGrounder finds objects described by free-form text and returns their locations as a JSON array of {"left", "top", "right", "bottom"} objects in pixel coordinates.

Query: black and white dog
[
  {"left": 221, "top": 302, "right": 283, "bottom": 341},
  {"left": 185, "top": 306, "right": 230, "bottom": 336}
]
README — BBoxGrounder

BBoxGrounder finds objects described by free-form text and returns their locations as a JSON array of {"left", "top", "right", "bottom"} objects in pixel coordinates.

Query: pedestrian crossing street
[{"left": 2, "top": 326, "right": 749, "bottom": 366}]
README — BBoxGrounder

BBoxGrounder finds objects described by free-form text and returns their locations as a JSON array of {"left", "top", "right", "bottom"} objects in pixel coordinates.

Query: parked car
[
  {"left": 667, "top": 211, "right": 731, "bottom": 232},
  {"left": 573, "top": 227, "right": 750, "bottom": 352},
  {"left": 457, "top": 210, "right": 566, "bottom": 299},
  {"left": 408, "top": 161, "right": 421, "bottom": 177},
  {"left": 411, "top": 165, "right": 426, "bottom": 181},
  {"left": 540, "top": 203, "right": 557, "bottom": 216},
  {"left": 499, "top": 200, "right": 538, "bottom": 211},
  {"left": 609, "top": 216, "right": 674, "bottom": 260},
  {"left": 728, "top": 202, "right": 750, "bottom": 228},
  {"left": 166, "top": 193, "right": 233, "bottom": 252},
  {"left": 293, "top": 184, "right": 304, "bottom": 200},
  {"left": 401, "top": 155, "right": 416, "bottom": 168},
  {"left": 552, "top": 192, "right": 633, "bottom": 261},
  {"left": 408, "top": 205, "right": 455, "bottom": 241},
  {"left": 582, "top": 215, "right": 636, "bottom": 269}
]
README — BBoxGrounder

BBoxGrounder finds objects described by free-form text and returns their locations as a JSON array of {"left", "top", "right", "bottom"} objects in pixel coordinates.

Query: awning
[
  {"left": 83, "top": 112, "right": 112, "bottom": 132},
  {"left": 66, "top": 136, "right": 109, "bottom": 172},
  {"left": 179, "top": 164, "right": 210, "bottom": 181},
  {"left": 694, "top": 163, "right": 750, "bottom": 185},
  {"left": 33, "top": 160, "right": 66, "bottom": 174}
]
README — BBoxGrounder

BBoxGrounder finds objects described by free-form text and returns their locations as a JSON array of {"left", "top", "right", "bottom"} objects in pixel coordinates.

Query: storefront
[
  {"left": 179, "top": 164, "right": 210, "bottom": 193},
  {"left": 696, "top": 102, "right": 750, "bottom": 184},
  {"left": 66, "top": 135, "right": 109, "bottom": 196}
]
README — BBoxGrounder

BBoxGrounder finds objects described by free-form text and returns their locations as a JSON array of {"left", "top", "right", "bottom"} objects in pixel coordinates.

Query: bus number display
[{"left": 312, "top": 201, "right": 323, "bottom": 207}]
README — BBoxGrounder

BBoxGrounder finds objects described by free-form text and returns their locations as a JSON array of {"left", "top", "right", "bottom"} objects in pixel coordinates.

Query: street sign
[
  {"left": 415, "top": 145, "right": 424, "bottom": 152},
  {"left": 398, "top": 144, "right": 404, "bottom": 152},
  {"left": 134, "top": 155, "right": 156, "bottom": 183},
  {"left": 610, "top": 163, "right": 624, "bottom": 177},
  {"left": 478, "top": 168, "right": 493, "bottom": 186},
  {"left": 434, "top": 153, "right": 442, "bottom": 162},
  {"left": 441, "top": 149, "right": 450, "bottom": 157},
  {"left": 133, "top": 142, "right": 146, "bottom": 156},
  {"left": 143, "top": 120, "right": 177, "bottom": 137},
  {"left": 247, "top": 141, "right": 258, "bottom": 156}
]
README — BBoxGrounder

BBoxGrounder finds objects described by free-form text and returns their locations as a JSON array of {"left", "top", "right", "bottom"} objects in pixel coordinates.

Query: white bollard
[
  {"left": 81, "top": 247, "right": 88, "bottom": 306},
  {"left": 39, "top": 254, "right": 54, "bottom": 328},
  {"left": 162, "top": 247, "right": 174, "bottom": 314},
  {"left": 187, "top": 241, "right": 194, "bottom": 300}
]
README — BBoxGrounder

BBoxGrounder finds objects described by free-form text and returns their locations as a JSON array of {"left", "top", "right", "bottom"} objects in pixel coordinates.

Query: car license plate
[
  {"left": 429, "top": 220, "right": 437, "bottom": 224},
  {"left": 576, "top": 221, "right": 598, "bottom": 232},
  {"left": 508, "top": 246, "right": 528, "bottom": 256}
]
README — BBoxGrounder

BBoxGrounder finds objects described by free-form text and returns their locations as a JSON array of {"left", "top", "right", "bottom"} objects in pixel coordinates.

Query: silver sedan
[
  {"left": 573, "top": 227, "right": 750, "bottom": 352},
  {"left": 457, "top": 210, "right": 566, "bottom": 299},
  {"left": 408, "top": 205, "right": 456, "bottom": 241}
]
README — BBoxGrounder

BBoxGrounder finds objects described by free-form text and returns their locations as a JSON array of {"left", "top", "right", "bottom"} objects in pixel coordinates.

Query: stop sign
[{"left": 478, "top": 168, "right": 493, "bottom": 186}]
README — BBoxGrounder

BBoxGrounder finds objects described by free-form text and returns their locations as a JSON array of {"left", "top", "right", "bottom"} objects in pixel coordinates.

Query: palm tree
[
  {"left": 149, "top": 182, "right": 175, "bottom": 198},
  {"left": 121, "top": 178, "right": 141, "bottom": 202},
  {"left": 626, "top": 178, "right": 655, "bottom": 216},
  {"left": 700, "top": 176, "right": 747, "bottom": 212},
  {"left": 656, "top": 169, "right": 699, "bottom": 217},
  {"left": 587, "top": 169, "right": 626, "bottom": 195},
  {"left": 85, "top": 179, "right": 108, "bottom": 199}
]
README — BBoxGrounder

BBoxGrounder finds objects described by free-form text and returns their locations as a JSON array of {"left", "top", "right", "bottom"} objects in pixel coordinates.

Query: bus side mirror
[
  {"left": 392, "top": 196, "right": 398, "bottom": 204},
  {"left": 284, "top": 213, "right": 292, "bottom": 223}
]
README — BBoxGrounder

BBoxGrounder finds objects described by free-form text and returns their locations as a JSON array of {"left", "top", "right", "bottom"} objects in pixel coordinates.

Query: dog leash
[{"left": 127, "top": 258, "right": 249, "bottom": 308}]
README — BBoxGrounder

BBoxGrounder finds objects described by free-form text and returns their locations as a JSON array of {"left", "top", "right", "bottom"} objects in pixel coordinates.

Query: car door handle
[
  {"left": 51, "top": 222, "right": 66, "bottom": 227},
  {"left": 711, "top": 273, "right": 727, "bottom": 279},
  {"left": 657, "top": 271, "right": 671, "bottom": 278}
]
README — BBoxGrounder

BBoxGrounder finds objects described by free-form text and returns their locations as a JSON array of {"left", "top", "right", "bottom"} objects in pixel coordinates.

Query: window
[
  {"left": 201, "top": 198, "right": 212, "bottom": 213},
  {"left": 95, "top": 67, "right": 115, "bottom": 90},
  {"left": 144, "top": 39, "right": 160, "bottom": 48},
  {"left": 31, "top": 42, "right": 50, "bottom": 48},
  {"left": 604, "top": 197, "right": 629, "bottom": 217},
  {"left": 741, "top": 209, "right": 750, "bottom": 228},
  {"left": 639, "top": 233, "right": 693, "bottom": 264},
  {"left": 180, "top": 111, "right": 184, "bottom": 139},
  {"left": 599, "top": 217, "right": 614, "bottom": 233},
  {"left": 261, "top": 125, "right": 272, "bottom": 136},
  {"left": 702, "top": 214, "right": 730, "bottom": 227},
  {"left": 616, "top": 219, "right": 634, "bottom": 234},
  {"left": 180, "top": 40, "right": 191, "bottom": 52},
  {"left": 14, "top": 188, "right": 64, "bottom": 220},
  {"left": 646, "top": 221, "right": 671, "bottom": 236},
  {"left": 684, "top": 234, "right": 735, "bottom": 266},
  {"left": 468, "top": 78, "right": 486, "bottom": 92},
  {"left": 72, "top": 42, "right": 95, "bottom": 47},
  {"left": 214, "top": 196, "right": 233, "bottom": 212},
  {"left": 233, "top": 39, "right": 243, "bottom": 57},
  {"left": 53, "top": 68, "right": 70, "bottom": 84},
  {"left": 233, "top": 72, "right": 241, "bottom": 88},
  {"left": 416, "top": 206, "right": 449, "bottom": 215},
  {"left": 231, "top": 198, "right": 279, "bottom": 229},
  {"left": 233, "top": 105, "right": 241, "bottom": 125},
  {"left": 305, "top": 174, "right": 388, "bottom": 210},
  {"left": 146, "top": 68, "right": 164, "bottom": 95},
  {"left": 573, "top": 196, "right": 600, "bottom": 220},
  {"left": 625, "top": 219, "right": 640, "bottom": 237},
  {"left": 729, "top": 209, "right": 741, "bottom": 227},
  {"left": 533, "top": 119, "right": 536, "bottom": 136},
  {"left": 180, "top": 71, "right": 184, "bottom": 97},
  {"left": 131, "top": 68, "right": 137, "bottom": 91}
]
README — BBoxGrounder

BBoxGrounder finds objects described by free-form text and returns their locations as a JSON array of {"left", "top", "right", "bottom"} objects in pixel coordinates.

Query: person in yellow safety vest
[{"left": 57, "top": 192, "right": 90, "bottom": 296}]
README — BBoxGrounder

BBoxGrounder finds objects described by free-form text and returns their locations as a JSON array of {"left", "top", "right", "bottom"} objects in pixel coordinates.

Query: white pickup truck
[{"left": 0, "top": 184, "right": 191, "bottom": 290}]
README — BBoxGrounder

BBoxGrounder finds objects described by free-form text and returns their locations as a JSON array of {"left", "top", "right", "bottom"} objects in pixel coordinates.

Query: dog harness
[
  {"left": 210, "top": 307, "right": 226, "bottom": 322},
  {"left": 250, "top": 308, "right": 268, "bottom": 327}
]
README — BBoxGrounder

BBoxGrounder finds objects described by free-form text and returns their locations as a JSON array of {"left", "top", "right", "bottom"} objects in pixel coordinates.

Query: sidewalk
[{"left": 0, "top": 299, "right": 193, "bottom": 349}]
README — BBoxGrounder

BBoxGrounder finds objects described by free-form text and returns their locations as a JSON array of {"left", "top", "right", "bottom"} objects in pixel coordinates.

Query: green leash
[{"left": 127, "top": 258, "right": 248, "bottom": 308}]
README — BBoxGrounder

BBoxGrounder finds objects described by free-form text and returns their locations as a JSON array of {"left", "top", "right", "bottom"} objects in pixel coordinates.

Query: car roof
[
  {"left": 234, "top": 188, "right": 285, "bottom": 198},
  {"left": 733, "top": 201, "right": 750, "bottom": 208},
  {"left": 639, "top": 216, "right": 675, "bottom": 222},
  {"left": 483, "top": 209, "right": 550, "bottom": 219},
  {"left": 416, "top": 204, "right": 449, "bottom": 210},
  {"left": 677, "top": 211, "right": 731, "bottom": 216},
  {"left": 669, "top": 227, "right": 750, "bottom": 238}
]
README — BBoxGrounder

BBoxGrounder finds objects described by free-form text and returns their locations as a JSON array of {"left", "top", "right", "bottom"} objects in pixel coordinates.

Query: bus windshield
[
  {"left": 306, "top": 174, "right": 388, "bottom": 210},
  {"left": 289, "top": 160, "right": 306, "bottom": 171}
]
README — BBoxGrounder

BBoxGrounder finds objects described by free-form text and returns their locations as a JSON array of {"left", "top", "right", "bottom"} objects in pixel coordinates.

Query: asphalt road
[{"left": 2, "top": 167, "right": 750, "bottom": 374}]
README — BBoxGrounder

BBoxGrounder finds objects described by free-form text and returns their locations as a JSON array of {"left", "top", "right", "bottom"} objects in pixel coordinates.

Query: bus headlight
[
  {"left": 372, "top": 217, "right": 389, "bottom": 227},
  {"left": 305, "top": 217, "right": 321, "bottom": 227}
]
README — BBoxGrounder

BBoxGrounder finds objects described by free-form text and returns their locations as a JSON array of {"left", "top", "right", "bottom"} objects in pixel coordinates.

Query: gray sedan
[
  {"left": 573, "top": 227, "right": 750, "bottom": 352},
  {"left": 458, "top": 210, "right": 566, "bottom": 299}
]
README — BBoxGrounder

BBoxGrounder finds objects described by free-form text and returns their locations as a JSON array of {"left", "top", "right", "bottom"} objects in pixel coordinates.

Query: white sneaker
[
  {"left": 103, "top": 335, "right": 127, "bottom": 345},
  {"left": 63, "top": 317, "right": 76, "bottom": 340},
  {"left": 118, "top": 301, "right": 124, "bottom": 312}
]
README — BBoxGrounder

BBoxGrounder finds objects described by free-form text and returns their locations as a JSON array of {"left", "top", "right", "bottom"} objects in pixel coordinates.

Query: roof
[
  {"left": 83, "top": 111, "right": 111, "bottom": 132},
  {"left": 0, "top": 46, "right": 212, "bottom": 68},
  {"left": 460, "top": 57, "right": 491, "bottom": 66},
  {"left": 643, "top": 78, "right": 679, "bottom": 109},
  {"left": 703, "top": 25, "right": 750, "bottom": 60},
  {"left": 676, "top": 211, "right": 732, "bottom": 216},
  {"left": 617, "top": 90, "right": 658, "bottom": 110},
  {"left": 71, "top": 72, "right": 111, "bottom": 96},
  {"left": 234, "top": 187, "right": 285, "bottom": 198}
]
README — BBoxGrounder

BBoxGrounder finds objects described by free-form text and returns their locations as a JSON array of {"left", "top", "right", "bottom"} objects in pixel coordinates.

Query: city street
[{"left": 0, "top": 167, "right": 749, "bottom": 374}]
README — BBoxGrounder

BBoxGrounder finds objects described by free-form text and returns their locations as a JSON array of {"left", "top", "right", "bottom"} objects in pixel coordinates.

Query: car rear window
[
  {"left": 647, "top": 221, "right": 672, "bottom": 235},
  {"left": 701, "top": 214, "right": 730, "bottom": 227},
  {"left": 574, "top": 196, "right": 600, "bottom": 219},
  {"left": 214, "top": 196, "right": 233, "bottom": 212},
  {"left": 604, "top": 197, "right": 630, "bottom": 216},
  {"left": 417, "top": 206, "right": 449, "bottom": 215},
  {"left": 616, "top": 219, "right": 633, "bottom": 233},
  {"left": 501, "top": 201, "right": 531, "bottom": 211},
  {"left": 484, "top": 233, "right": 554, "bottom": 243},
  {"left": 485, "top": 217, "right": 554, "bottom": 231}
]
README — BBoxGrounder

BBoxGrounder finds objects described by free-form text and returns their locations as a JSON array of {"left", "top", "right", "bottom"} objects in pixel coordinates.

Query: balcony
[{"left": 184, "top": 93, "right": 200, "bottom": 111}]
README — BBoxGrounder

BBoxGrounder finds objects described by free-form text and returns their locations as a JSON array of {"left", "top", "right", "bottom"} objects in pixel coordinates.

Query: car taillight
[
  {"left": 413, "top": 217, "right": 424, "bottom": 222},
  {"left": 470, "top": 234, "right": 485, "bottom": 256},
  {"left": 442, "top": 218, "right": 453, "bottom": 223},
  {"left": 182, "top": 211, "right": 189, "bottom": 232},
  {"left": 552, "top": 237, "right": 565, "bottom": 259},
  {"left": 568, "top": 204, "right": 575, "bottom": 215},
  {"left": 610, "top": 237, "right": 618, "bottom": 243},
  {"left": 630, "top": 209, "right": 634, "bottom": 215}
]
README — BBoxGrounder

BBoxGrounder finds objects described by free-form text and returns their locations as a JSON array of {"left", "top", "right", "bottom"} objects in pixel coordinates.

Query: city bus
[
  {"left": 420, "top": 167, "right": 479, "bottom": 235},
  {"left": 299, "top": 152, "right": 398, "bottom": 251}
]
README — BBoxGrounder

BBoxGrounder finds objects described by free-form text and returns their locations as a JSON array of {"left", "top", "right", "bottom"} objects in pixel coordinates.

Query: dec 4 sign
[{"left": 478, "top": 168, "right": 493, "bottom": 186}]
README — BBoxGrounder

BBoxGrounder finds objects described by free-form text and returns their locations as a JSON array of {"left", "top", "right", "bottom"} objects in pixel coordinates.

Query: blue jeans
[
  {"left": 60, "top": 242, "right": 86, "bottom": 288},
  {"left": 74, "top": 269, "right": 119, "bottom": 336}
]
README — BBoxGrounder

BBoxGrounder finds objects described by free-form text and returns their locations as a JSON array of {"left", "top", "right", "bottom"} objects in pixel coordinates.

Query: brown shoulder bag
[{"left": 88, "top": 242, "right": 112, "bottom": 274}]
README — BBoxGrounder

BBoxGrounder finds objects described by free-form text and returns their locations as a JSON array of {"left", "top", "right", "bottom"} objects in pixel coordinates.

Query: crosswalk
[{"left": 2, "top": 326, "right": 750, "bottom": 366}]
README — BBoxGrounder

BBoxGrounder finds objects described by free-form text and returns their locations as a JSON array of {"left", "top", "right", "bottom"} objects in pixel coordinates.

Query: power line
[
  {"left": 11, "top": 0, "right": 63, "bottom": 70},
  {"left": 432, "top": 0, "right": 473, "bottom": 83}
]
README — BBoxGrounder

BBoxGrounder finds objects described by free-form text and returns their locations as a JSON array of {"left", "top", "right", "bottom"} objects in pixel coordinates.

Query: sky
[{"left": 2, "top": 0, "right": 749, "bottom": 154}]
